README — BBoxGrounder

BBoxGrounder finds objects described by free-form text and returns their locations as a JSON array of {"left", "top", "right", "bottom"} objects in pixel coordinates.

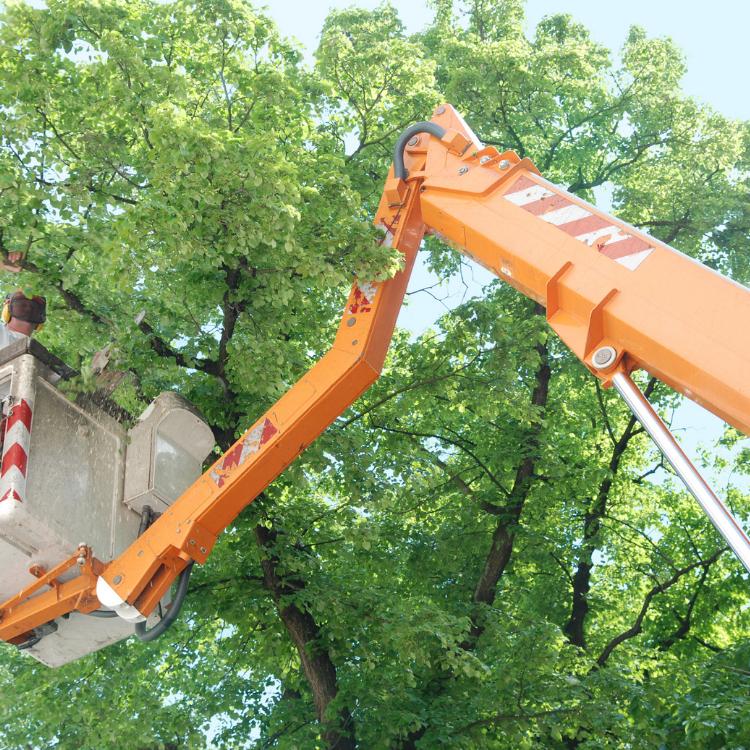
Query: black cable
[
  {"left": 137, "top": 505, "right": 154, "bottom": 536},
  {"left": 134, "top": 561, "right": 194, "bottom": 642},
  {"left": 17, "top": 635, "right": 41, "bottom": 650},
  {"left": 392, "top": 122, "right": 447, "bottom": 180},
  {"left": 83, "top": 515, "right": 156, "bottom": 622}
]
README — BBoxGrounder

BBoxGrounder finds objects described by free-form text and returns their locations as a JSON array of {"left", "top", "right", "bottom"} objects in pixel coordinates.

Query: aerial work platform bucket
[{"left": 0, "top": 339, "right": 214, "bottom": 666}]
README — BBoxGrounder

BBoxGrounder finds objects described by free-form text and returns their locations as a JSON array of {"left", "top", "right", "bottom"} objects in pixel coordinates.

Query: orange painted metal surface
[
  {"left": 412, "top": 106, "right": 750, "bottom": 435},
  {"left": 100, "top": 194, "right": 425, "bottom": 617},
  {"left": 0, "top": 547, "right": 102, "bottom": 642},
  {"left": 2, "top": 103, "right": 748, "bottom": 646}
]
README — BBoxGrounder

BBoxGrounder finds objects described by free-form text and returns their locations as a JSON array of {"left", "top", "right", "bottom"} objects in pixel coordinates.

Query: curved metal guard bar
[
  {"left": 392, "top": 121, "right": 447, "bottom": 180},
  {"left": 612, "top": 371, "right": 750, "bottom": 574}
]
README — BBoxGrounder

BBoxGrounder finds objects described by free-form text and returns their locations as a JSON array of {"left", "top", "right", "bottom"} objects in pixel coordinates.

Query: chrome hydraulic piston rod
[{"left": 612, "top": 371, "right": 750, "bottom": 574}]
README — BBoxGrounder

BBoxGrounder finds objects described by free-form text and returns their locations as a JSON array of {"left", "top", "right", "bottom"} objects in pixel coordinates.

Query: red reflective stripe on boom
[
  {"left": 504, "top": 176, "right": 655, "bottom": 270},
  {"left": 2, "top": 443, "right": 28, "bottom": 477},
  {"left": 5, "top": 400, "right": 32, "bottom": 433}
]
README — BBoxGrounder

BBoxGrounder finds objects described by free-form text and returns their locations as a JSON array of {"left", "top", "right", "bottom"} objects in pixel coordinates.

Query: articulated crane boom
[{"left": 2, "top": 104, "right": 749, "bottom": 654}]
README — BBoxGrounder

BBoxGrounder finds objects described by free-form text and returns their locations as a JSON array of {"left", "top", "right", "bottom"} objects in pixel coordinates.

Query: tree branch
[
  {"left": 564, "top": 378, "right": 657, "bottom": 648},
  {"left": 595, "top": 547, "right": 726, "bottom": 667}
]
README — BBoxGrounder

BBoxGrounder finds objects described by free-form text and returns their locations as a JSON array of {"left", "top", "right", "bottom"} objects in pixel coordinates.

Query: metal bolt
[
  {"left": 347, "top": 317, "right": 356, "bottom": 327},
  {"left": 592, "top": 346, "right": 617, "bottom": 369},
  {"left": 407, "top": 135, "right": 420, "bottom": 146},
  {"left": 200, "top": 546, "right": 207, "bottom": 554},
  {"left": 77, "top": 556, "right": 86, "bottom": 566},
  {"left": 352, "top": 339, "right": 359, "bottom": 346},
  {"left": 189, "top": 539, "right": 196, "bottom": 546},
  {"left": 435, "top": 105, "right": 446, "bottom": 115},
  {"left": 113, "top": 575, "right": 122, "bottom": 585},
  {"left": 458, "top": 166, "right": 469, "bottom": 175},
  {"left": 498, "top": 159, "right": 511, "bottom": 170},
  {"left": 479, "top": 155, "right": 491, "bottom": 165}
]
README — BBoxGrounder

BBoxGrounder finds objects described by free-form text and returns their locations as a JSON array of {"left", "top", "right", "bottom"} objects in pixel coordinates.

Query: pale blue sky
[{"left": 263, "top": 0, "right": 750, "bottom": 119}]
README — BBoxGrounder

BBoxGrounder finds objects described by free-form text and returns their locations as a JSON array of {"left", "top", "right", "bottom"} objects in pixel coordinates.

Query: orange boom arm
[
  {"left": 399, "top": 107, "right": 750, "bottom": 435},
  {"left": 1, "top": 104, "right": 748, "bottom": 646}
]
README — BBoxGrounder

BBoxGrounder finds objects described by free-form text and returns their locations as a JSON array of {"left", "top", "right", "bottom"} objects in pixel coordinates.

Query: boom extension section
[{"left": 2, "top": 104, "right": 749, "bottom": 652}]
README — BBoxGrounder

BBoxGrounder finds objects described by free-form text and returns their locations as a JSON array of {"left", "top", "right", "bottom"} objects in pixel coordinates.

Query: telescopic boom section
[
  {"left": 380, "top": 104, "right": 750, "bottom": 572},
  {"left": 2, "top": 104, "right": 749, "bottom": 646},
  {"left": 386, "top": 105, "right": 750, "bottom": 435},
  {"left": 89, "top": 188, "right": 427, "bottom": 624}
]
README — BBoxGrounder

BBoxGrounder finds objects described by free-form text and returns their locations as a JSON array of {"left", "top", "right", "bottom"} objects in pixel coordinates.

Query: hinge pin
[{"left": 592, "top": 346, "right": 617, "bottom": 369}]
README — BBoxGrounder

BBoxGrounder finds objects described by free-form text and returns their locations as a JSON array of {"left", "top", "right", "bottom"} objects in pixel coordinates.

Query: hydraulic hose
[
  {"left": 392, "top": 121, "right": 447, "bottom": 180},
  {"left": 85, "top": 609, "right": 118, "bottom": 618},
  {"left": 17, "top": 634, "right": 41, "bottom": 650},
  {"left": 134, "top": 561, "right": 194, "bottom": 642},
  {"left": 137, "top": 505, "right": 156, "bottom": 536}
]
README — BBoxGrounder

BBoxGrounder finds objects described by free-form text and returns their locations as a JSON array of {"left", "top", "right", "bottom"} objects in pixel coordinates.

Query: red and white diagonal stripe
[
  {"left": 349, "top": 281, "right": 380, "bottom": 315},
  {"left": 210, "top": 416, "right": 278, "bottom": 488},
  {"left": 0, "top": 397, "right": 33, "bottom": 503},
  {"left": 504, "top": 176, "right": 654, "bottom": 271}
]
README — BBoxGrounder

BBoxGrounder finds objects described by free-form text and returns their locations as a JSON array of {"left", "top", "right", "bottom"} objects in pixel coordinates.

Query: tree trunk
[
  {"left": 470, "top": 328, "right": 551, "bottom": 636},
  {"left": 255, "top": 524, "right": 355, "bottom": 750},
  {"left": 563, "top": 380, "right": 655, "bottom": 648}
]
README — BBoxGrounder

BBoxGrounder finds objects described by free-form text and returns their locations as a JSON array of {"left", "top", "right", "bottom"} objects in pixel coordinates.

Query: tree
[{"left": 0, "top": 1, "right": 747, "bottom": 748}]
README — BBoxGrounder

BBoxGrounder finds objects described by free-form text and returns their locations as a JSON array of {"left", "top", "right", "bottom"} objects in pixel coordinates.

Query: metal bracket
[{"left": 612, "top": 371, "right": 750, "bottom": 573}]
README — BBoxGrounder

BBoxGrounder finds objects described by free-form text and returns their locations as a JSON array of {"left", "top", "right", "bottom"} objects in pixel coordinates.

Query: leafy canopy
[{"left": 0, "top": 1, "right": 748, "bottom": 749}]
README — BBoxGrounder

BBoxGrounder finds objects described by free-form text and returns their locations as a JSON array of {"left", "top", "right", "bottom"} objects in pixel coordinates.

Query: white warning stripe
[
  {"left": 358, "top": 281, "right": 379, "bottom": 303},
  {"left": 539, "top": 204, "right": 591, "bottom": 227},
  {"left": 238, "top": 421, "right": 268, "bottom": 465},
  {"left": 504, "top": 184, "right": 555, "bottom": 206},
  {"left": 0, "top": 396, "right": 34, "bottom": 503},
  {"left": 504, "top": 175, "right": 656, "bottom": 272},
  {"left": 576, "top": 225, "right": 630, "bottom": 247},
  {"left": 4, "top": 420, "right": 30, "bottom": 447},
  {"left": 614, "top": 248, "right": 654, "bottom": 270},
  {"left": 0, "top": 465, "right": 25, "bottom": 486}
]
